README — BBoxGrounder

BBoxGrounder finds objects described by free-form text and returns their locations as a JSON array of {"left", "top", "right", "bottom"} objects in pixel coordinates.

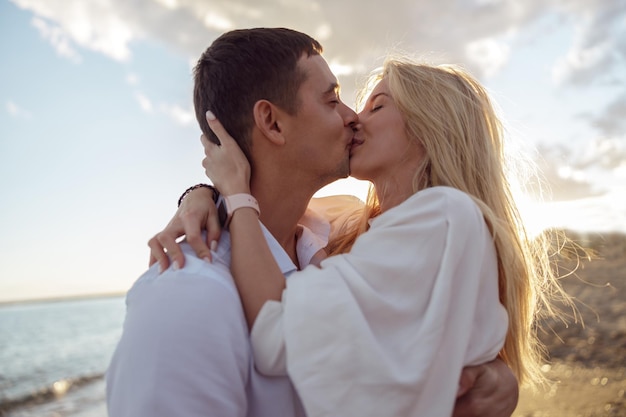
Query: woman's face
[{"left": 349, "top": 78, "right": 424, "bottom": 186}]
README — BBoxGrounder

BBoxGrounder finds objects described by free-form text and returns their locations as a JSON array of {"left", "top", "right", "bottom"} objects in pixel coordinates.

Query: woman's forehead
[{"left": 368, "top": 78, "right": 390, "bottom": 98}]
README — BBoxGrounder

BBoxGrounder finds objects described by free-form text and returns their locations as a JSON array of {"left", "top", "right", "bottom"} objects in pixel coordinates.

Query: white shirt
[
  {"left": 251, "top": 187, "right": 509, "bottom": 417},
  {"left": 106, "top": 218, "right": 329, "bottom": 417}
]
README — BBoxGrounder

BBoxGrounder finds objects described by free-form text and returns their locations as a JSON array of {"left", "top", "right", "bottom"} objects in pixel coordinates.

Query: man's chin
[
  {"left": 325, "top": 158, "right": 350, "bottom": 182},
  {"left": 341, "top": 163, "right": 350, "bottom": 179}
]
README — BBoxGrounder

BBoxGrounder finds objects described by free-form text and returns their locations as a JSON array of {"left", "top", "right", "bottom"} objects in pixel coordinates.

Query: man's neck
[{"left": 250, "top": 177, "right": 317, "bottom": 266}]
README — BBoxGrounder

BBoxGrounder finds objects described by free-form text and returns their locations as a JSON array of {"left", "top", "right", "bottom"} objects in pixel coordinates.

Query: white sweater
[{"left": 251, "top": 186, "right": 508, "bottom": 417}]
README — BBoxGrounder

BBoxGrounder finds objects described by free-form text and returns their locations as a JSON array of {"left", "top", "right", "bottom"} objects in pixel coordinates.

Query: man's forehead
[{"left": 298, "top": 54, "right": 339, "bottom": 90}]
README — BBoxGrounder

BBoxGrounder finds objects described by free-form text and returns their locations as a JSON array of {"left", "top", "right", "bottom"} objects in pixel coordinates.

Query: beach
[
  {"left": 0, "top": 297, "right": 124, "bottom": 417},
  {"left": 0, "top": 377, "right": 107, "bottom": 417},
  {"left": 513, "top": 231, "right": 626, "bottom": 416}
]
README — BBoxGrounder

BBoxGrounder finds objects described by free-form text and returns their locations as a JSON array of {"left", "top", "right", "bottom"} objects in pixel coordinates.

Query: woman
[{"left": 159, "top": 58, "right": 566, "bottom": 416}]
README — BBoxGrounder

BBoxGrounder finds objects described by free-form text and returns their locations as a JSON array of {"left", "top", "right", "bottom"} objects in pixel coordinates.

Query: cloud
[
  {"left": 573, "top": 137, "right": 626, "bottom": 177},
  {"left": 464, "top": 38, "right": 510, "bottom": 77},
  {"left": 542, "top": 1, "right": 626, "bottom": 142},
  {"left": 5, "top": 100, "right": 32, "bottom": 119},
  {"left": 12, "top": 0, "right": 136, "bottom": 61},
  {"left": 10, "top": 0, "right": 624, "bottom": 201},
  {"left": 531, "top": 146, "right": 598, "bottom": 201},
  {"left": 126, "top": 73, "right": 139, "bottom": 86},
  {"left": 590, "top": 93, "right": 626, "bottom": 137},
  {"left": 552, "top": 0, "right": 626, "bottom": 86},
  {"left": 2, "top": 0, "right": 535, "bottom": 78},
  {"left": 31, "top": 17, "right": 82, "bottom": 62},
  {"left": 532, "top": 135, "right": 626, "bottom": 201},
  {"left": 134, "top": 92, "right": 153, "bottom": 113},
  {"left": 131, "top": 87, "right": 193, "bottom": 123},
  {"left": 161, "top": 103, "right": 194, "bottom": 126},
  {"left": 130, "top": 89, "right": 196, "bottom": 125},
  {"left": 11, "top": 0, "right": 624, "bottom": 88}
]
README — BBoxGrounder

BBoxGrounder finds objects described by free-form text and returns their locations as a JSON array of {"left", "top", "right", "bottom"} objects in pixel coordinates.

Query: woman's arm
[
  {"left": 146, "top": 187, "right": 358, "bottom": 272},
  {"left": 148, "top": 185, "right": 221, "bottom": 270},
  {"left": 201, "top": 113, "right": 288, "bottom": 330},
  {"left": 228, "top": 207, "right": 286, "bottom": 329}
]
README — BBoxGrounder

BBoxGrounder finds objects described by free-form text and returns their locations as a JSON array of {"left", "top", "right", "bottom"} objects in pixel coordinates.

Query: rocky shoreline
[{"left": 513, "top": 231, "right": 626, "bottom": 416}]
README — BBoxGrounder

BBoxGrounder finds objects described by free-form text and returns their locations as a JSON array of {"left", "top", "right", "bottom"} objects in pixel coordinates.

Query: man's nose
[{"left": 342, "top": 104, "right": 358, "bottom": 126}]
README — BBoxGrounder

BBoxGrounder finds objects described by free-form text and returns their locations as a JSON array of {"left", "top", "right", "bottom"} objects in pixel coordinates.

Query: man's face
[{"left": 280, "top": 54, "right": 357, "bottom": 187}]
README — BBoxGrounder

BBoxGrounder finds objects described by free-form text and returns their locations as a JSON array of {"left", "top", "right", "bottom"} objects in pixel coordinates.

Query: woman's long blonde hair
[{"left": 327, "top": 56, "right": 571, "bottom": 387}]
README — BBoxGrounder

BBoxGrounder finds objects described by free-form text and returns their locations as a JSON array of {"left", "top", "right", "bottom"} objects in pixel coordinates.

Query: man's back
[{"left": 106, "top": 231, "right": 306, "bottom": 417}]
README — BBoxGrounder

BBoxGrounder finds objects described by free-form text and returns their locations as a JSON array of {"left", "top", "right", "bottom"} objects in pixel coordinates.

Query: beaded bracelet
[{"left": 177, "top": 183, "right": 220, "bottom": 207}]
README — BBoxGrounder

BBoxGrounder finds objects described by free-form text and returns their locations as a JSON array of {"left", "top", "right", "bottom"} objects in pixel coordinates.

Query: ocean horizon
[{"left": 0, "top": 295, "right": 125, "bottom": 417}]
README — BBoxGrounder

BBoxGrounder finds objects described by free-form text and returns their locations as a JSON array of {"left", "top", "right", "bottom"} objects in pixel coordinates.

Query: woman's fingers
[
  {"left": 148, "top": 235, "right": 169, "bottom": 270},
  {"left": 180, "top": 205, "right": 214, "bottom": 263},
  {"left": 205, "top": 208, "right": 222, "bottom": 254},
  {"left": 205, "top": 110, "right": 238, "bottom": 149},
  {"left": 201, "top": 133, "right": 218, "bottom": 157},
  {"left": 201, "top": 110, "right": 252, "bottom": 195},
  {"left": 156, "top": 232, "right": 186, "bottom": 269},
  {"left": 147, "top": 215, "right": 187, "bottom": 271}
]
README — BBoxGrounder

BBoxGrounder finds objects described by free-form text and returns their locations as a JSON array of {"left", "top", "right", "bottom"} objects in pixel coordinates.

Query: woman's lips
[{"left": 350, "top": 137, "right": 364, "bottom": 155}]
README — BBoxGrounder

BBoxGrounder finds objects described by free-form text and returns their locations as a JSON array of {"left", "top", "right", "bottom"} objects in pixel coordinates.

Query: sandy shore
[
  {"left": 2, "top": 378, "right": 106, "bottom": 417},
  {"left": 513, "top": 231, "right": 626, "bottom": 416}
]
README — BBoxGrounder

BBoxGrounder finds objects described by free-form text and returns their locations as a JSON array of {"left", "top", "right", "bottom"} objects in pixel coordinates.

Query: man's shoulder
[{"left": 129, "top": 248, "right": 239, "bottom": 304}]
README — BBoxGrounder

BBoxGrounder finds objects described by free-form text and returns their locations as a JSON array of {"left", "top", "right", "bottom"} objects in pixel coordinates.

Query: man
[{"left": 107, "top": 28, "right": 518, "bottom": 417}]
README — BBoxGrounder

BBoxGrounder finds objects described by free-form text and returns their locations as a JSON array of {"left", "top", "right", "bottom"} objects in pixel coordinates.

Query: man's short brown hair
[{"left": 193, "top": 28, "right": 323, "bottom": 158}]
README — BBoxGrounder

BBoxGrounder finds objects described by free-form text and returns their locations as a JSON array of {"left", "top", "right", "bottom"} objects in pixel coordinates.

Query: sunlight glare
[{"left": 315, "top": 178, "right": 369, "bottom": 201}]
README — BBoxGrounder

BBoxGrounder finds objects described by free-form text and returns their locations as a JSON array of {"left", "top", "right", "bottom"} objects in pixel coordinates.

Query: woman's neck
[{"left": 373, "top": 179, "right": 416, "bottom": 213}]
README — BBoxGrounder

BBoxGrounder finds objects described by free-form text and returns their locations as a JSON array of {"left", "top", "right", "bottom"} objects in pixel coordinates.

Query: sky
[{"left": 1, "top": 0, "right": 625, "bottom": 303}]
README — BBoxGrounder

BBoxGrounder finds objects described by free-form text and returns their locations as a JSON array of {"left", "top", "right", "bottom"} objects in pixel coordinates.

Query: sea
[{"left": 0, "top": 295, "right": 126, "bottom": 417}]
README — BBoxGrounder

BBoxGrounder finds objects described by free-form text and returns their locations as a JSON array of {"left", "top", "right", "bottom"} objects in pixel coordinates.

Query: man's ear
[{"left": 253, "top": 100, "right": 286, "bottom": 146}]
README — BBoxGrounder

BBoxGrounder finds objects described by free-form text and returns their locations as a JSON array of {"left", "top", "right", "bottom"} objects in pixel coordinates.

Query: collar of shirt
[
  {"left": 206, "top": 209, "right": 330, "bottom": 276},
  {"left": 260, "top": 220, "right": 329, "bottom": 276}
]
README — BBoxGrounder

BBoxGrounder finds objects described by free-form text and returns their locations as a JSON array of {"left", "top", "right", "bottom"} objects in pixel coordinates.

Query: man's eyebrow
[{"left": 323, "top": 83, "right": 340, "bottom": 96}]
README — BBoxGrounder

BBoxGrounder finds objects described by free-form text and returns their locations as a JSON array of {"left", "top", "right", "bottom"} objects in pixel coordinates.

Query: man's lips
[{"left": 350, "top": 137, "right": 364, "bottom": 149}]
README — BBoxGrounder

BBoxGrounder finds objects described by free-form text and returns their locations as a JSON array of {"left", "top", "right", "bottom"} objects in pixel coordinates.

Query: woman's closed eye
[{"left": 368, "top": 92, "right": 389, "bottom": 113}]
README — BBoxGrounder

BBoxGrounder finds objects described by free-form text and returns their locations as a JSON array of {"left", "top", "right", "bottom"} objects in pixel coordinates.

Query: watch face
[{"left": 217, "top": 196, "right": 228, "bottom": 228}]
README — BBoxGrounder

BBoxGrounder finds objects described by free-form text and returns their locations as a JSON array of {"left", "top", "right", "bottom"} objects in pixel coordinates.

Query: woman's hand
[
  {"left": 148, "top": 186, "right": 221, "bottom": 270},
  {"left": 147, "top": 111, "right": 252, "bottom": 271},
  {"left": 202, "top": 111, "right": 251, "bottom": 196}
]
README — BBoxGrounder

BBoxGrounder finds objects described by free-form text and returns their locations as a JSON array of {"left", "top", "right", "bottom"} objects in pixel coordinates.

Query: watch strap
[
  {"left": 219, "top": 193, "right": 260, "bottom": 228},
  {"left": 225, "top": 193, "right": 260, "bottom": 217}
]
